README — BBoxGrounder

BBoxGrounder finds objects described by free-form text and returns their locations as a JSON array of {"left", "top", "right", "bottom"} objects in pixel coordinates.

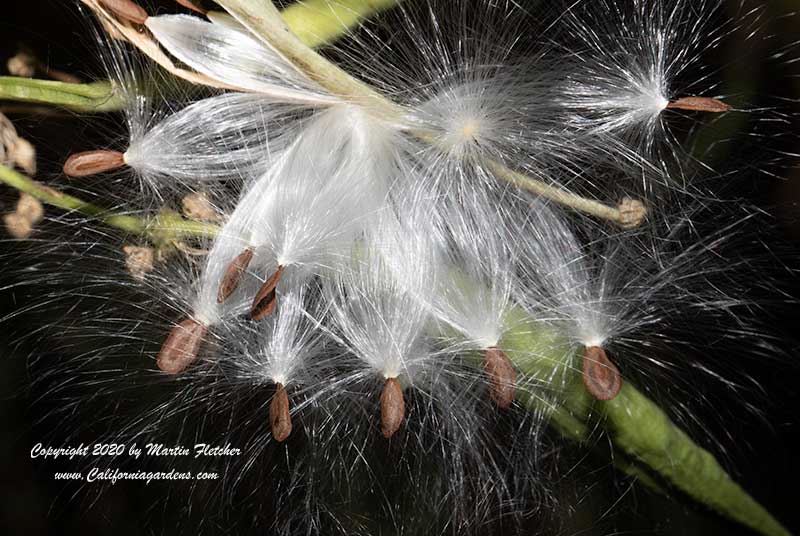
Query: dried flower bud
[
  {"left": 251, "top": 266, "right": 284, "bottom": 321},
  {"left": 3, "top": 213, "right": 34, "bottom": 239},
  {"left": 380, "top": 377, "right": 405, "bottom": 438},
  {"left": 618, "top": 197, "right": 647, "bottom": 229},
  {"left": 270, "top": 383, "right": 293, "bottom": 442},
  {"left": 122, "top": 245, "right": 155, "bottom": 281},
  {"left": 182, "top": 192, "right": 220, "bottom": 222},
  {"left": 582, "top": 346, "right": 622, "bottom": 401},
  {"left": 63, "top": 150, "right": 125, "bottom": 177},
  {"left": 483, "top": 347, "right": 517, "bottom": 409},
  {"left": 218, "top": 247, "right": 254, "bottom": 303},
  {"left": 16, "top": 193, "right": 44, "bottom": 224},
  {"left": 12, "top": 138, "right": 37, "bottom": 176},
  {"left": 7, "top": 51, "right": 36, "bottom": 78},
  {"left": 666, "top": 96, "right": 732, "bottom": 113},
  {"left": 157, "top": 318, "right": 207, "bottom": 374}
]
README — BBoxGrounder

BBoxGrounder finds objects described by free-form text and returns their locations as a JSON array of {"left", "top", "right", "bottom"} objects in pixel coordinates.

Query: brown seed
[
  {"left": 63, "top": 150, "right": 125, "bottom": 177},
  {"left": 250, "top": 266, "right": 284, "bottom": 321},
  {"left": 270, "top": 383, "right": 292, "bottom": 442},
  {"left": 666, "top": 96, "right": 732, "bottom": 113},
  {"left": 175, "top": 0, "right": 207, "bottom": 14},
  {"left": 98, "top": 0, "right": 149, "bottom": 25},
  {"left": 217, "top": 247, "right": 254, "bottom": 303},
  {"left": 380, "top": 377, "right": 405, "bottom": 438},
  {"left": 582, "top": 346, "right": 622, "bottom": 401},
  {"left": 157, "top": 318, "right": 207, "bottom": 374},
  {"left": 483, "top": 347, "right": 517, "bottom": 408}
]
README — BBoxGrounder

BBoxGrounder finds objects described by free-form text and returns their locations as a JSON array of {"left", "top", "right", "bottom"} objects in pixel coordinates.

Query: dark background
[{"left": 1, "top": 1, "right": 799, "bottom": 535}]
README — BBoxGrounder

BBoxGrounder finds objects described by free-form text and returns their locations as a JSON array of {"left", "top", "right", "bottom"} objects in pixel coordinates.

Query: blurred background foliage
[{"left": 0, "top": 1, "right": 798, "bottom": 534}]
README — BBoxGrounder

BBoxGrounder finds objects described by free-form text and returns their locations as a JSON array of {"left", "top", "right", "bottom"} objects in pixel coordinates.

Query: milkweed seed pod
[{"left": 2, "top": 0, "right": 796, "bottom": 535}]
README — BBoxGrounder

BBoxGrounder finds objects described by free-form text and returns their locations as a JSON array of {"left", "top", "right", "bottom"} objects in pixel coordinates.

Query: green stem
[
  {"left": 499, "top": 313, "right": 790, "bottom": 536},
  {"left": 0, "top": 165, "right": 218, "bottom": 243},
  {"left": 0, "top": 78, "right": 122, "bottom": 112}
]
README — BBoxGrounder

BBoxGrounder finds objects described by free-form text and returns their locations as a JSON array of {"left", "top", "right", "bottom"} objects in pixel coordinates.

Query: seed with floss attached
[
  {"left": 98, "top": 0, "right": 149, "bottom": 25},
  {"left": 250, "top": 266, "right": 284, "bottom": 321},
  {"left": 157, "top": 318, "right": 207, "bottom": 374},
  {"left": 666, "top": 96, "right": 731, "bottom": 113},
  {"left": 483, "top": 347, "right": 517, "bottom": 409},
  {"left": 218, "top": 247, "right": 255, "bottom": 303},
  {"left": 270, "top": 383, "right": 292, "bottom": 442},
  {"left": 582, "top": 346, "right": 622, "bottom": 401},
  {"left": 380, "top": 377, "right": 405, "bottom": 438},
  {"left": 63, "top": 150, "right": 125, "bottom": 177}
]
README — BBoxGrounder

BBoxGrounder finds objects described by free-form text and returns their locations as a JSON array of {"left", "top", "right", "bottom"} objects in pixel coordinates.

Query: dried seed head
[
  {"left": 483, "top": 347, "right": 517, "bottom": 409},
  {"left": 98, "top": 0, "right": 149, "bottom": 25},
  {"left": 218, "top": 248, "right": 254, "bottom": 303},
  {"left": 582, "top": 346, "right": 622, "bottom": 401},
  {"left": 123, "top": 245, "right": 155, "bottom": 281},
  {"left": 380, "top": 377, "right": 405, "bottom": 438},
  {"left": 618, "top": 197, "right": 647, "bottom": 229},
  {"left": 157, "top": 318, "right": 207, "bottom": 374},
  {"left": 666, "top": 96, "right": 732, "bottom": 113},
  {"left": 270, "top": 383, "right": 293, "bottom": 442},
  {"left": 250, "top": 266, "right": 284, "bottom": 321},
  {"left": 63, "top": 150, "right": 125, "bottom": 177}
]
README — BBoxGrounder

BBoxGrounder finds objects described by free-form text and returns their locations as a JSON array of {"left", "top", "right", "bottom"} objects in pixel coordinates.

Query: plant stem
[
  {"left": 0, "top": 78, "right": 123, "bottom": 112},
  {"left": 500, "top": 313, "right": 790, "bottom": 536},
  {"left": 215, "top": 0, "right": 635, "bottom": 226},
  {"left": 0, "top": 164, "right": 218, "bottom": 243}
]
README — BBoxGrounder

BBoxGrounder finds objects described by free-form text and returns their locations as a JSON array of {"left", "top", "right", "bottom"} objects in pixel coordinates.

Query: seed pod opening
[
  {"left": 218, "top": 247, "right": 255, "bottom": 303},
  {"left": 483, "top": 347, "right": 517, "bottom": 409},
  {"left": 63, "top": 150, "right": 125, "bottom": 177},
  {"left": 582, "top": 346, "right": 622, "bottom": 401},
  {"left": 666, "top": 96, "right": 731, "bottom": 113},
  {"left": 380, "top": 377, "right": 405, "bottom": 439},
  {"left": 250, "top": 266, "right": 284, "bottom": 321},
  {"left": 270, "top": 383, "right": 292, "bottom": 442},
  {"left": 157, "top": 318, "right": 207, "bottom": 374},
  {"left": 98, "top": 0, "right": 149, "bottom": 25}
]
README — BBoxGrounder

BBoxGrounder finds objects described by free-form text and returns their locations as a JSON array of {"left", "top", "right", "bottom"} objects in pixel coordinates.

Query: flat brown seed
[
  {"left": 666, "top": 96, "right": 732, "bottom": 113},
  {"left": 99, "top": 0, "right": 149, "bottom": 24},
  {"left": 175, "top": 0, "right": 207, "bottom": 14},
  {"left": 270, "top": 383, "right": 292, "bottom": 442},
  {"left": 157, "top": 318, "right": 207, "bottom": 374},
  {"left": 483, "top": 347, "right": 517, "bottom": 409},
  {"left": 582, "top": 346, "right": 622, "bottom": 401},
  {"left": 217, "top": 247, "right": 254, "bottom": 303},
  {"left": 250, "top": 266, "right": 284, "bottom": 321},
  {"left": 380, "top": 377, "right": 405, "bottom": 438},
  {"left": 63, "top": 150, "right": 125, "bottom": 177}
]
